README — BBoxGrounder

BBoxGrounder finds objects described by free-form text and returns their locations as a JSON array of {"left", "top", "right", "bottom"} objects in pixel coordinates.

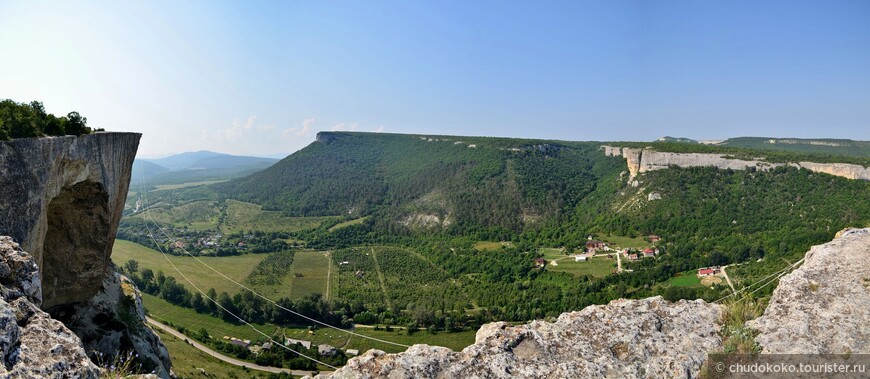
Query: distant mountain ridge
[{"left": 132, "top": 150, "right": 278, "bottom": 188}]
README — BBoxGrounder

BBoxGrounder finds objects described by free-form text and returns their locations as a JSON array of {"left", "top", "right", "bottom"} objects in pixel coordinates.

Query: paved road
[{"left": 146, "top": 317, "right": 325, "bottom": 376}]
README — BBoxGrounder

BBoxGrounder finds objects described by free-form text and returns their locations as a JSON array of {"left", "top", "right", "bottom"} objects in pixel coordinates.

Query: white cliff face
[
  {"left": 601, "top": 146, "right": 870, "bottom": 181},
  {"left": 315, "top": 297, "right": 723, "bottom": 379},
  {"left": 748, "top": 228, "right": 870, "bottom": 354}
]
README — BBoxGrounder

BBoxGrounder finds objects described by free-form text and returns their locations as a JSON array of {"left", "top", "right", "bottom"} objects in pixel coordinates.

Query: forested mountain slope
[{"left": 216, "top": 132, "right": 621, "bottom": 236}]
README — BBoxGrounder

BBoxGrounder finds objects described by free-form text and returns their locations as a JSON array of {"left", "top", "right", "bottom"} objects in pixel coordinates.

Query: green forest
[{"left": 0, "top": 99, "right": 97, "bottom": 140}]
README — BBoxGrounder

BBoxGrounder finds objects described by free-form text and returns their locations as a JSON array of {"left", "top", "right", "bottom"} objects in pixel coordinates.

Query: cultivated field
[
  {"left": 112, "top": 240, "right": 266, "bottom": 295},
  {"left": 288, "top": 251, "right": 333, "bottom": 300}
]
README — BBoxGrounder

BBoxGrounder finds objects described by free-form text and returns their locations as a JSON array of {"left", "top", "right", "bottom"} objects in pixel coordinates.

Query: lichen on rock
[
  {"left": 315, "top": 296, "right": 723, "bottom": 379},
  {"left": 748, "top": 228, "right": 870, "bottom": 354},
  {"left": 0, "top": 236, "right": 100, "bottom": 378}
]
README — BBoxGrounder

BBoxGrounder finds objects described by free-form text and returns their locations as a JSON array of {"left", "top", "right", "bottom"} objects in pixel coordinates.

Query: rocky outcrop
[
  {"left": 0, "top": 133, "right": 140, "bottom": 309},
  {"left": 602, "top": 146, "right": 870, "bottom": 181},
  {"left": 0, "top": 236, "right": 100, "bottom": 378},
  {"left": 316, "top": 297, "right": 723, "bottom": 379},
  {"left": 748, "top": 228, "right": 870, "bottom": 354},
  {"left": 53, "top": 269, "right": 173, "bottom": 378}
]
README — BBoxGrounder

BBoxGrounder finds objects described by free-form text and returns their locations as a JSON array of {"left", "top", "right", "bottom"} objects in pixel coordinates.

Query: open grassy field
[
  {"left": 153, "top": 180, "right": 229, "bottom": 191},
  {"left": 151, "top": 326, "right": 266, "bottom": 378},
  {"left": 669, "top": 272, "right": 702, "bottom": 287},
  {"left": 547, "top": 257, "right": 616, "bottom": 278},
  {"left": 112, "top": 240, "right": 266, "bottom": 295},
  {"left": 130, "top": 200, "right": 220, "bottom": 230},
  {"left": 473, "top": 241, "right": 511, "bottom": 251},
  {"left": 538, "top": 247, "right": 565, "bottom": 258},
  {"left": 289, "top": 251, "right": 332, "bottom": 300},
  {"left": 328, "top": 217, "right": 369, "bottom": 232},
  {"left": 599, "top": 234, "right": 649, "bottom": 249},
  {"left": 221, "top": 199, "right": 331, "bottom": 234}
]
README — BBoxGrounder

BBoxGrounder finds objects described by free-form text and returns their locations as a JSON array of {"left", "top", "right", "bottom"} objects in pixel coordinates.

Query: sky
[{"left": 1, "top": 1, "right": 868, "bottom": 158}]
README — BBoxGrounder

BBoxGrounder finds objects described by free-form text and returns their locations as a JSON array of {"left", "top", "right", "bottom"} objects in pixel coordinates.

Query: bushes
[{"left": 0, "top": 99, "right": 95, "bottom": 140}]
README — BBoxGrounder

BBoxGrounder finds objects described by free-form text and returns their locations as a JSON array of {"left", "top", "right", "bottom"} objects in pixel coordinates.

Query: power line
[
  {"left": 713, "top": 257, "right": 805, "bottom": 304},
  {"left": 134, "top": 175, "right": 411, "bottom": 349},
  {"left": 140, "top": 211, "right": 338, "bottom": 370}
]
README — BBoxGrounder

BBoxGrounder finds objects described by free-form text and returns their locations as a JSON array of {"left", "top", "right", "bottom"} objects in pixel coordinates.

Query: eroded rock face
[
  {"left": 318, "top": 297, "right": 722, "bottom": 379},
  {"left": 54, "top": 269, "right": 172, "bottom": 378},
  {"left": 748, "top": 228, "right": 870, "bottom": 354},
  {"left": 601, "top": 145, "right": 870, "bottom": 181},
  {"left": 0, "top": 236, "right": 100, "bottom": 378},
  {"left": 0, "top": 133, "right": 139, "bottom": 309}
]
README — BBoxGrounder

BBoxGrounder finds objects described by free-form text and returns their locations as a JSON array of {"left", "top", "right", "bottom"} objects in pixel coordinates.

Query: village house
[
  {"left": 286, "top": 338, "right": 312, "bottom": 349},
  {"left": 643, "top": 248, "right": 656, "bottom": 258},
  {"left": 697, "top": 267, "right": 721, "bottom": 277},
  {"left": 649, "top": 235, "right": 661, "bottom": 243},
  {"left": 534, "top": 258, "right": 547, "bottom": 267},
  {"left": 318, "top": 344, "right": 338, "bottom": 357},
  {"left": 574, "top": 255, "right": 587, "bottom": 262},
  {"left": 228, "top": 337, "right": 250, "bottom": 348},
  {"left": 585, "top": 240, "right": 606, "bottom": 251},
  {"left": 628, "top": 253, "right": 639, "bottom": 261}
]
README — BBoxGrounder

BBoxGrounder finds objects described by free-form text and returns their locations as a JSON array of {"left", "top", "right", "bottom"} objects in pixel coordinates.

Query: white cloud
[
  {"left": 298, "top": 118, "right": 314, "bottom": 136},
  {"left": 375, "top": 125, "right": 385, "bottom": 133}
]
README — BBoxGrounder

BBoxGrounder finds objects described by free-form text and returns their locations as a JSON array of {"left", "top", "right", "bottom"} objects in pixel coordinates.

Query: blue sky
[{"left": 1, "top": 1, "right": 868, "bottom": 157}]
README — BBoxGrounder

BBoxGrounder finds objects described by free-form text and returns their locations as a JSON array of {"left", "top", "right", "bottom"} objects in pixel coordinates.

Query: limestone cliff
[
  {"left": 0, "top": 133, "right": 140, "bottom": 309},
  {"left": 0, "top": 236, "right": 100, "bottom": 378},
  {"left": 0, "top": 133, "right": 171, "bottom": 377},
  {"left": 748, "top": 228, "right": 870, "bottom": 354},
  {"left": 602, "top": 145, "right": 870, "bottom": 180}
]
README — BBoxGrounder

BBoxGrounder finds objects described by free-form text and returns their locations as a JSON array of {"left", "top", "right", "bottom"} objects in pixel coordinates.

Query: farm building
[
  {"left": 534, "top": 258, "right": 547, "bottom": 267},
  {"left": 286, "top": 338, "right": 312, "bottom": 349},
  {"left": 574, "top": 255, "right": 587, "bottom": 262},
  {"left": 585, "top": 240, "right": 606, "bottom": 250},
  {"left": 697, "top": 267, "right": 720, "bottom": 277}
]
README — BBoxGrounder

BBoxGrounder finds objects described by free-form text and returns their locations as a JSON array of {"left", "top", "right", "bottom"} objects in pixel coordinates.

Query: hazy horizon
[{"left": 2, "top": 1, "right": 869, "bottom": 157}]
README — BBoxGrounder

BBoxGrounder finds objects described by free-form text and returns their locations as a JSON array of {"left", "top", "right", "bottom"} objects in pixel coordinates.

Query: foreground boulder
[
  {"left": 0, "top": 236, "right": 100, "bottom": 378},
  {"left": 749, "top": 228, "right": 870, "bottom": 354},
  {"left": 320, "top": 297, "right": 722, "bottom": 379}
]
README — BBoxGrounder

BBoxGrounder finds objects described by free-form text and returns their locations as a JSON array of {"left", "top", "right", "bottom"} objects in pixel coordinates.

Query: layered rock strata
[
  {"left": 316, "top": 297, "right": 723, "bottom": 379},
  {"left": 602, "top": 145, "right": 870, "bottom": 180},
  {"left": 0, "top": 132, "right": 140, "bottom": 309}
]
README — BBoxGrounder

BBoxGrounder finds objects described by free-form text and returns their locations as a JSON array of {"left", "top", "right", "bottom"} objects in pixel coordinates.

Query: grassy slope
[
  {"left": 221, "top": 199, "right": 330, "bottom": 234},
  {"left": 112, "top": 240, "right": 265, "bottom": 295}
]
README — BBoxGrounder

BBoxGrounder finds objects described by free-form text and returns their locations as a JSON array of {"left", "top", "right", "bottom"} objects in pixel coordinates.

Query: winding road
[{"left": 146, "top": 317, "right": 327, "bottom": 376}]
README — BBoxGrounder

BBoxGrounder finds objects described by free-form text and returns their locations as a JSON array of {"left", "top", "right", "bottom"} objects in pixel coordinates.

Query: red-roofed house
[
  {"left": 534, "top": 258, "right": 547, "bottom": 268},
  {"left": 697, "top": 267, "right": 720, "bottom": 277}
]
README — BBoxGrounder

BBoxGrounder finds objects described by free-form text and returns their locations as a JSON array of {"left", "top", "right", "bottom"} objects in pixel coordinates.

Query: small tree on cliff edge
[{"left": 64, "top": 111, "right": 91, "bottom": 135}]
